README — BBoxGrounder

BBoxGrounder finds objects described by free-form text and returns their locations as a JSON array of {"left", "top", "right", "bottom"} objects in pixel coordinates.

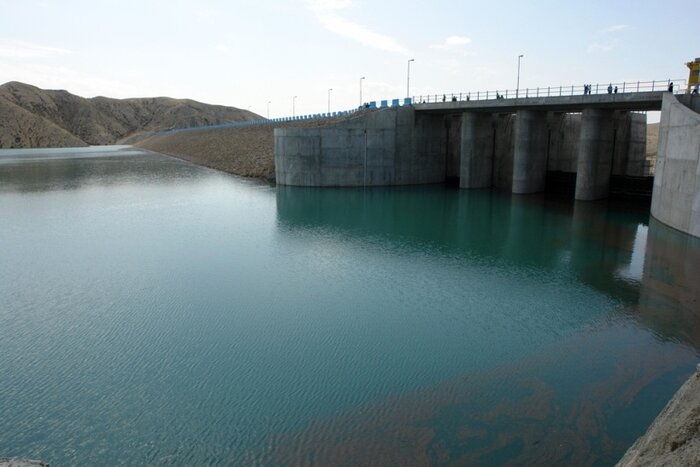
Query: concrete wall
[
  {"left": 446, "top": 115, "right": 461, "bottom": 178},
  {"left": 651, "top": 93, "right": 700, "bottom": 238},
  {"left": 547, "top": 113, "right": 581, "bottom": 173},
  {"left": 612, "top": 112, "right": 648, "bottom": 177},
  {"left": 493, "top": 114, "right": 515, "bottom": 190},
  {"left": 459, "top": 112, "right": 493, "bottom": 188},
  {"left": 275, "top": 107, "right": 446, "bottom": 187},
  {"left": 414, "top": 112, "right": 447, "bottom": 183},
  {"left": 678, "top": 93, "right": 700, "bottom": 113}
]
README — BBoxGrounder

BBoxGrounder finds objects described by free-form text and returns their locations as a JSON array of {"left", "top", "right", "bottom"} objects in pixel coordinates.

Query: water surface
[{"left": 1, "top": 147, "right": 698, "bottom": 465}]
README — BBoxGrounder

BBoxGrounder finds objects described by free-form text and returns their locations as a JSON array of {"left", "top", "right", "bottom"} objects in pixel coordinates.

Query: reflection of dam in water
[
  {"left": 639, "top": 218, "right": 700, "bottom": 348},
  {"left": 272, "top": 184, "right": 700, "bottom": 465},
  {"left": 276, "top": 185, "right": 700, "bottom": 350}
]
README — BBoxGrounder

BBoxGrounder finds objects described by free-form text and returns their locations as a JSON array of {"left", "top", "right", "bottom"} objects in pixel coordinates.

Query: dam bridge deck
[{"left": 414, "top": 91, "right": 666, "bottom": 114}]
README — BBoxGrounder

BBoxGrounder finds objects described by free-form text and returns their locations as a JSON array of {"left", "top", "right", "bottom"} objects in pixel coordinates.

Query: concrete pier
[
  {"left": 575, "top": 109, "right": 616, "bottom": 200},
  {"left": 512, "top": 110, "right": 548, "bottom": 194},
  {"left": 651, "top": 93, "right": 700, "bottom": 237}
]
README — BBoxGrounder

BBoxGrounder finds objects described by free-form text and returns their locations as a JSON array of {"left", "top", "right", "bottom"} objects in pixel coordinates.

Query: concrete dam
[{"left": 275, "top": 92, "right": 700, "bottom": 237}]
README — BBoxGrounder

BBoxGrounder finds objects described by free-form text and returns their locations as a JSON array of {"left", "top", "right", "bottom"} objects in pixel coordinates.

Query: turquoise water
[{"left": 1, "top": 147, "right": 698, "bottom": 465}]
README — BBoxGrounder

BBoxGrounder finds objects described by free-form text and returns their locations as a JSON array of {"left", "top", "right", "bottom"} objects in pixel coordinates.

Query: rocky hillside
[{"left": 0, "top": 81, "right": 260, "bottom": 148}]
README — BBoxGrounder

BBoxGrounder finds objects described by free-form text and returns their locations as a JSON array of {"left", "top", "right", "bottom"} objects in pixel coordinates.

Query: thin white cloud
[
  {"left": 446, "top": 36, "right": 471, "bottom": 46},
  {"left": 600, "top": 24, "right": 630, "bottom": 34},
  {"left": 215, "top": 44, "right": 228, "bottom": 53},
  {"left": 0, "top": 40, "right": 71, "bottom": 59},
  {"left": 430, "top": 35, "right": 472, "bottom": 49},
  {"left": 588, "top": 25, "right": 630, "bottom": 53},
  {"left": 306, "top": 0, "right": 407, "bottom": 54},
  {"left": 196, "top": 9, "right": 215, "bottom": 25},
  {"left": 587, "top": 41, "right": 616, "bottom": 54}
]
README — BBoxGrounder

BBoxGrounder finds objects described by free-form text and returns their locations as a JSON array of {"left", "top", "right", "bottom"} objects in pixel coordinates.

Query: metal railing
[{"left": 412, "top": 78, "right": 689, "bottom": 104}]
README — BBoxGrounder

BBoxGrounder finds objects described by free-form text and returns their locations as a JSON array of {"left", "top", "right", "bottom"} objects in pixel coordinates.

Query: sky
[{"left": 0, "top": 0, "right": 696, "bottom": 119}]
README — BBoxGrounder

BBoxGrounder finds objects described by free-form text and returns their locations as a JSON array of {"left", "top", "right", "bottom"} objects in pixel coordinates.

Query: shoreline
[{"left": 616, "top": 366, "right": 700, "bottom": 466}]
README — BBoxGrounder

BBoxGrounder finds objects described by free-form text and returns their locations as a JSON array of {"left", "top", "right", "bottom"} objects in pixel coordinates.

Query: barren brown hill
[{"left": 0, "top": 81, "right": 260, "bottom": 148}]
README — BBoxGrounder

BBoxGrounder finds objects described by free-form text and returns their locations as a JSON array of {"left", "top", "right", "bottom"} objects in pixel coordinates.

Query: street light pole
[
  {"left": 359, "top": 77, "right": 365, "bottom": 107},
  {"left": 407, "top": 58, "right": 415, "bottom": 98},
  {"left": 327, "top": 88, "right": 333, "bottom": 114},
  {"left": 293, "top": 96, "right": 297, "bottom": 118},
  {"left": 516, "top": 54, "right": 524, "bottom": 98}
]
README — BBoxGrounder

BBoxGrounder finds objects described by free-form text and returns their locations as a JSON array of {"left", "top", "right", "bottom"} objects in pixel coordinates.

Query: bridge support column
[
  {"left": 459, "top": 112, "right": 493, "bottom": 188},
  {"left": 575, "top": 109, "right": 616, "bottom": 200},
  {"left": 512, "top": 110, "right": 548, "bottom": 194}
]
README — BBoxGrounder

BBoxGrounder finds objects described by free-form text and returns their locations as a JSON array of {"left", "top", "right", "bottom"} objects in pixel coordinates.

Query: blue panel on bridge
[
  {"left": 380, "top": 100, "right": 388, "bottom": 108},
  {"left": 404, "top": 97, "right": 412, "bottom": 105},
  {"left": 369, "top": 101, "right": 377, "bottom": 108},
  {"left": 391, "top": 99, "right": 400, "bottom": 107}
]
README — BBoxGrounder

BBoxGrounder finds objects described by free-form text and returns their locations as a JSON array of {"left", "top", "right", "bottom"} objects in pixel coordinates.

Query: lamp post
[
  {"left": 267, "top": 101, "right": 271, "bottom": 119},
  {"left": 407, "top": 58, "right": 415, "bottom": 98},
  {"left": 359, "top": 76, "right": 365, "bottom": 107},
  {"left": 293, "top": 96, "right": 297, "bottom": 118},
  {"left": 327, "top": 88, "right": 333, "bottom": 114},
  {"left": 516, "top": 54, "right": 524, "bottom": 98}
]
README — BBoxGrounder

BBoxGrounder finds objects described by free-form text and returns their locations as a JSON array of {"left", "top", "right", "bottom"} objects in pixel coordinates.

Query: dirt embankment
[
  {"left": 617, "top": 366, "right": 700, "bottom": 466},
  {"left": 136, "top": 125, "right": 278, "bottom": 180},
  {"left": 135, "top": 115, "right": 358, "bottom": 180}
]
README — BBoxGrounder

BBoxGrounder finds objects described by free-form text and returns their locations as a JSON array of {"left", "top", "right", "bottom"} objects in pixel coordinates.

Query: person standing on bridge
[
  {"left": 607, "top": 84, "right": 613, "bottom": 94},
  {"left": 668, "top": 82, "right": 674, "bottom": 92},
  {"left": 614, "top": 86, "right": 618, "bottom": 94}
]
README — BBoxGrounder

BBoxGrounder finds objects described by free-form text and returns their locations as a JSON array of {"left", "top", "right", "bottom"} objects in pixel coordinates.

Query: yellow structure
[{"left": 687, "top": 57, "right": 700, "bottom": 92}]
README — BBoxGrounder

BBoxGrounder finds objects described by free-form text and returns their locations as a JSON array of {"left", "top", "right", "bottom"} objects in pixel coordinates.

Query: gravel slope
[{"left": 617, "top": 367, "right": 700, "bottom": 466}]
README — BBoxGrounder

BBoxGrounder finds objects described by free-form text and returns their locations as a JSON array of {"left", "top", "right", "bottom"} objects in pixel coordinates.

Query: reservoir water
[{"left": 1, "top": 146, "right": 699, "bottom": 465}]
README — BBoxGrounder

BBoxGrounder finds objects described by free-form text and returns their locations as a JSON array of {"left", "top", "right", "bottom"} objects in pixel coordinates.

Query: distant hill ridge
[{"left": 0, "top": 81, "right": 260, "bottom": 148}]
